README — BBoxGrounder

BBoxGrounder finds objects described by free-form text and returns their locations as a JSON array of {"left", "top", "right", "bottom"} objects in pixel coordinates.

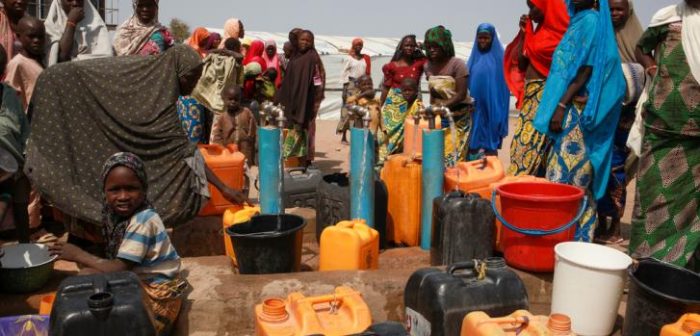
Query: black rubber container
[
  {"left": 404, "top": 258, "right": 528, "bottom": 336},
  {"left": 49, "top": 272, "right": 156, "bottom": 336},
  {"left": 227, "top": 214, "right": 306, "bottom": 274},
  {"left": 315, "top": 173, "right": 388, "bottom": 248},
  {"left": 622, "top": 259, "right": 700, "bottom": 336},
  {"left": 431, "top": 191, "right": 494, "bottom": 266},
  {"left": 283, "top": 167, "right": 323, "bottom": 209},
  {"left": 352, "top": 322, "right": 408, "bottom": 335}
]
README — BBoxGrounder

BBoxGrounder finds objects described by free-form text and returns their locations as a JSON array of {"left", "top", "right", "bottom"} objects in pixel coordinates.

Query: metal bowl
[{"left": 0, "top": 244, "right": 56, "bottom": 293}]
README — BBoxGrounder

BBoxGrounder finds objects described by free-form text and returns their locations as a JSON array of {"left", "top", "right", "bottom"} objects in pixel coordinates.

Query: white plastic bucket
[{"left": 551, "top": 242, "right": 633, "bottom": 335}]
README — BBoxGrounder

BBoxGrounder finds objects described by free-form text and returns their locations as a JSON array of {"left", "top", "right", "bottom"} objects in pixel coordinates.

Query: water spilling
[{"left": 277, "top": 127, "right": 285, "bottom": 231}]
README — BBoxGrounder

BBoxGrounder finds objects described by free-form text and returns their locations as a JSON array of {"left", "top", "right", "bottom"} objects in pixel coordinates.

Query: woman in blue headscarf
[
  {"left": 467, "top": 23, "right": 510, "bottom": 160},
  {"left": 534, "top": 0, "right": 626, "bottom": 242}
]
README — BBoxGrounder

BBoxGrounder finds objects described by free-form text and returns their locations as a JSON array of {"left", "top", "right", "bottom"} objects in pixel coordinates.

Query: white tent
[{"left": 207, "top": 29, "right": 476, "bottom": 120}]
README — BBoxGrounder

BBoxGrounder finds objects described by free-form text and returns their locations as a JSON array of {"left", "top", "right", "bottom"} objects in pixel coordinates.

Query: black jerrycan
[
  {"left": 49, "top": 272, "right": 156, "bottom": 336},
  {"left": 315, "top": 172, "right": 388, "bottom": 248},
  {"left": 431, "top": 191, "right": 494, "bottom": 266},
  {"left": 283, "top": 167, "right": 323, "bottom": 209},
  {"left": 404, "top": 258, "right": 528, "bottom": 336}
]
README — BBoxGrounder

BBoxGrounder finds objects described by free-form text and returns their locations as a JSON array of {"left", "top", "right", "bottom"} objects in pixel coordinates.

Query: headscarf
[
  {"left": 424, "top": 26, "right": 456, "bottom": 58},
  {"left": 275, "top": 30, "right": 320, "bottom": 127},
  {"left": 44, "top": 0, "right": 113, "bottom": 66},
  {"left": 391, "top": 35, "right": 425, "bottom": 62},
  {"left": 350, "top": 37, "right": 372, "bottom": 75},
  {"left": 26, "top": 45, "right": 207, "bottom": 228},
  {"left": 188, "top": 27, "right": 210, "bottom": 58},
  {"left": 467, "top": 23, "right": 510, "bottom": 153},
  {"left": 614, "top": 0, "right": 644, "bottom": 63},
  {"left": 649, "top": 3, "right": 700, "bottom": 82},
  {"left": 263, "top": 39, "right": 282, "bottom": 87},
  {"left": 218, "top": 18, "right": 241, "bottom": 49},
  {"left": 243, "top": 40, "right": 265, "bottom": 65},
  {"left": 113, "top": 0, "right": 165, "bottom": 56},
  {"left": 204, "top": 32, "right": 221, "bottom": 51},
  {"left": 534, "top": 0, "right": 626, "bottom": 199},
  {"left": 504, "top": 0, "right": 570, "bottom": 108},
  {"left": 100, "top": 152, "right": 152, "bottom": 259}
]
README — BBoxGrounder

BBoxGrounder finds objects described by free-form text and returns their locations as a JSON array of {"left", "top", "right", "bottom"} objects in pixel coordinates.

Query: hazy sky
[{"left": 114, "top": 0, "right": 679, "bottom": 42}]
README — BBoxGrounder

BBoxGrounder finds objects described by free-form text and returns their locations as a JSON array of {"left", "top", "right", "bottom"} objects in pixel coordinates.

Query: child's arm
[{"left": 49, "top": 242, "right": 132, "bottom": 273}]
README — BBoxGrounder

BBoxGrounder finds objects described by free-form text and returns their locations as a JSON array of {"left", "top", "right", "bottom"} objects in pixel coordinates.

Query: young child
[
  {"left": 49, "top": 152, "right": 186, "bottom": 335},
  {"left": 255, "top": 68, "right": 277, "bottom": 103},
  {"left": 223, "top": 38, "right": 245, "bottom": 86},
  {"left": 338, "top": 75, "right": 381, "bottom": 143},
  {"left": 211, "top": 84, "right": 257, "bottom": 166},
  {"left": 5, "top": 16, "right": 45, "bottom": 112}
]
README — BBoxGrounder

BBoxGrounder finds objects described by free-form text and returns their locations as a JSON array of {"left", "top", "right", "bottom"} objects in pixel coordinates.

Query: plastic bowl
[{"left": 0, "top": 244, "right": 56, "bottom": 293}]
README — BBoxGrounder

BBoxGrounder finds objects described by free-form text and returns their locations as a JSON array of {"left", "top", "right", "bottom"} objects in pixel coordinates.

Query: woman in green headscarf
[{"left": 424, "top": 26, "right": 472, "bottom": 166}]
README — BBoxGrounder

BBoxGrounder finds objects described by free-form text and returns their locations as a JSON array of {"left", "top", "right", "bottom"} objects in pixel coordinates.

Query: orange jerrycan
[
  {"left": 198, "top": 144, "right": 246, "bottom": 216},
  {"left": 462, "top": 310, "right": 577, "bottom": 336},
  {"left": 444, "top": 156, "right": 505, "bottom": 199},
  {"left": 489, "top": 176, "right": 549, "bottom": 251},
  {"left": 403, "top": 116, "right": 442, "bottom": 158},
  {"left": 319, "top": 220, "right": 379, "bottom": 271},
  {"left": 222, "top": 205, "right": 260, "bottom": 266},
  {"left": 381, "top": 154, "right": 422, "bottom": 246},
  {"left": 255, "top": 286, "right": 372, "bottom": 336},
  {"left": 661, "top": 314, "right": 700, "bottom": 336}
]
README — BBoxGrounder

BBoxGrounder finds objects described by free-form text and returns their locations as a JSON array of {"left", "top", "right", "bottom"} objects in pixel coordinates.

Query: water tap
[
  {"left": 260, "top": 102, "right": 286, "bottom": 128},
  {"left": 346, "top": 104, "right": 371, "bottom": 129},
  {"left": 422, "top": 105, "right": 452, "bottom": 130}
]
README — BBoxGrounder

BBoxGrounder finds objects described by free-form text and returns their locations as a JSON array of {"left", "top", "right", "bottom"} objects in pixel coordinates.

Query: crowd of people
[{"left": 0, "top": 0, "right": 698, "bottom": 334}]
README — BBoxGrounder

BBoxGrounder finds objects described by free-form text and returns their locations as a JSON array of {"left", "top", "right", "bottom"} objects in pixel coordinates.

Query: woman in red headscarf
[
  {"left": 504, "top": 0, "right": 569, "bottom": 176},
  {"left": 242, "top": 40, "right": 268, "bottom": 100}
]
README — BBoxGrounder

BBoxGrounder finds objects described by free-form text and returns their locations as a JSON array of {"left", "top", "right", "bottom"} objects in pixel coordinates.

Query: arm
[
  {"left": 635, "top": 26, "right": 665, "bottom": 78},
  {"left": 442, "top": 78, "right": 468, "bottom": 113},
  {"left": 49, "top": 242, "right": 132, "bottom": 273},
  {"left": 380, "top": 85, "right": 390, "bottom": 106},
  {"left": 550, "top": 66, "right": 593, "bottom": 133},
  {"left": 516, "top": 15, "right": 530, "bottom": 72},
  {"left": 58, "top": 7, "right": 85, "bottom": 63}
]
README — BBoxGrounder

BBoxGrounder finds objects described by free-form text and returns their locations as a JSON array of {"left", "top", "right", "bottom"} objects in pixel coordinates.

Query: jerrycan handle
[
  {"left": 201, "top": 144, "right": 224, "bottom": 156},
  {"left": 447, "top": 260, "right": 478, "bottom": 275}
]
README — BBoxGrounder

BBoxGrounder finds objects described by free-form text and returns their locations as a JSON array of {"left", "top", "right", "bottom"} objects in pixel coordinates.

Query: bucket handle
[{"left": 491, "top": 190, "right": 588, "bottom": 237}]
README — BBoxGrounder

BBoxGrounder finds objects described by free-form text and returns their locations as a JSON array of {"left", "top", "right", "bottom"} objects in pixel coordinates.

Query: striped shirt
[{"left": 117, "top": 209, "right": 181, "bottom": 284}]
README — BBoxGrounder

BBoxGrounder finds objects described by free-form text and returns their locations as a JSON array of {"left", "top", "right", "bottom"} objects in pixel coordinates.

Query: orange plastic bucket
[
  {"left": 489, "top": 176, "right": 548, "bottom": 252},
  {"left": 493, "top": 182, "right": 587, "bottom": 272}
]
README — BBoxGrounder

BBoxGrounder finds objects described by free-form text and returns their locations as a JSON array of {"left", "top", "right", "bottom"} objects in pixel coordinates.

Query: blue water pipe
[
  {"left": 258, "top": 102, "right": 286, "bottom": 215},
  {"left": 350, "top": 125, "right": 375, "bottom": 228},
  {"left": 420, "top": 128, "right": 445, "bottom": 250}
]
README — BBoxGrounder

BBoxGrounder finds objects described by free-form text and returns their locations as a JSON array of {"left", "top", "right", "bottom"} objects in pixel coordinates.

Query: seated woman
[
  {"left": 25, "top": 45, "right": 247, "bottom": 248},
  {"left": 44, "top": 0, "right": 112, "bottom": 65},
  {"left": 113, "top": 0, "right": 173, "bottom": 56},
  {"left": 50, "top": 152, "right": 186, "bottom": 335}
]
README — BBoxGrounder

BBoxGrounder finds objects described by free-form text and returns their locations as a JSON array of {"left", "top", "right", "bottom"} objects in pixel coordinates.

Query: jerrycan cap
[
  {"left": 261, "top": 298, "right": 289, "bottom": 322},
  {"left": 548, "top": 314, "right": 572, "bottom": 334}
]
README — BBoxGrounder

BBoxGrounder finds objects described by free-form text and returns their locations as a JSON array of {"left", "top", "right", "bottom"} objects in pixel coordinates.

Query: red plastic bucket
[{"left": 492, "top": 182, "right": 587, "bottom": 272}]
